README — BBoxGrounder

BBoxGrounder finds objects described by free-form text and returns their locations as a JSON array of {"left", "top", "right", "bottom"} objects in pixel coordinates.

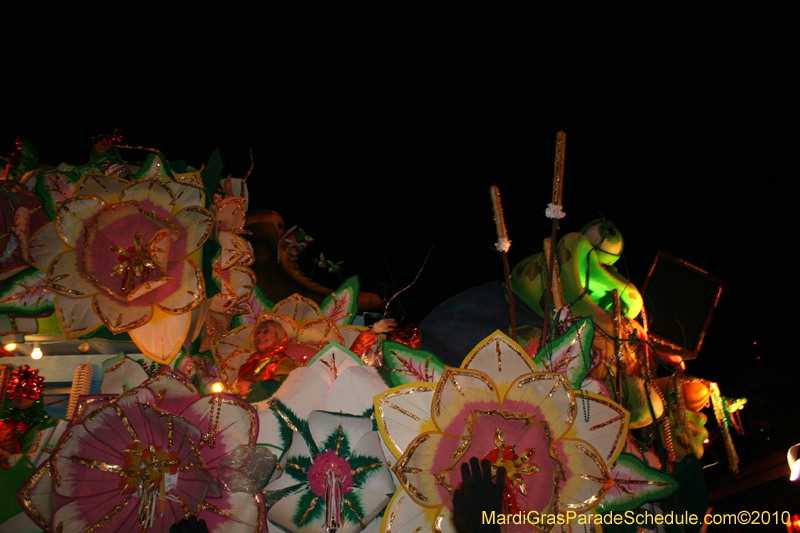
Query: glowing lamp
[
  {"left": 31, "top": 345, "right": 43, "bottom": 360},
  {"left": 4, "top": 343, "right": 16, "bottom": 351},
  {"left": 211, "top": 382, "right": 224, "bottom": 393}
]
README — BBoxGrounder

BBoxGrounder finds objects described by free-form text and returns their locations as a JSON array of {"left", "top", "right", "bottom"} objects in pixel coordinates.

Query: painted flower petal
[
  {"left": 92, "top": 291, "right": 152, "bottom": 334},
  {"left": 256, "top": 369, "right": 328, "bottom": 452},
  {"left": 325, "top": 365, "right": 388, "bottom": 417},
  {"left": 16, "top": 463, "right": 56, "bottom": 531},
  {"left": 595, "top": 453, "right": 678, "bottom": 514},
  {"left": 534, "top": 319, "right": 596, "bottom": 390},
  {"left": 297, "top": 318, "right": 346, "bottom": 347},
  {"left": 305, "top": 343, "right": 365, "bottom": 384},
  {"left": 48, "top": 250, "right": 96, "bottom": 298},
  {"left": 503, "top": 373, "right": 577, "bottom": 442},
  {"left": 556, "top": 439, "right": 613, "bottom": 513},
  {"left": 380, "top": 490, "right": 441, "bottom": 533},
  {"left": 167, "top": 174, "right": 206, "bottom": 211},
  {"left": 153, "top": 258, "right": 205, "bottom": 314},
  {"left": 52, "top": 495, "right": 139, "bottom": 533},
  {"left": 183, "top": 394, "right": 258, "bottom": 471},
  {"left": 375, "top": 384, "right": 437, "bottom": 459},
  {"left": 215, "top": 196, "right": 247, "bottom": 234},
  {"left": 199, "top": 491, "right": 267, "bottom": 533},
  {"left": 393, "top": 431, "right": 459, "bottom": 508},
  {"left": 119, "top": 178, "right": 176, "bottom": 219},
  {"left": 55, "top": 294, "right": 104, "bottom": 339},
  {"left": 140, "top": 367, "right": 202, "bottom": 414},
  {"left": 461, "top": 331, "right": 536, "bottom": 398},
  {"left": 383, "top": 341, "right": 445, "bottom": 386},
  {"left": 55, "top": 195, "right": 106, "bottom": 250},
  {"left": 100, "top": 354, "right": 150, "bottom": 394},
  {"left": 29, "top": 223, "right": 70, "bottom": 270},
  {"left": 75, "top": 173, "right": 129, "bottom": 203},
  {"left": 212, "top": 265, "right": 255, "bottom": 314},
  {"left": 171, "top": 206, "right": 214, "bottom": 258},
  {"left": 128, "top": 305, "right": 189, "bottom": 364},
  {"left": 272, "top": 294, "right": 324, "bottom": 327},
  {"left": 431, "top": 368, "right": 500, "bottom": 437},
  {"left": 569, "top": 391, "right": 629, "bottom": 465},
  {"left": 218, "top": 231, "right": 254, "bottom": 269},
  {"left": 320, "top": 276, "right": 359, "bottom": 326}
]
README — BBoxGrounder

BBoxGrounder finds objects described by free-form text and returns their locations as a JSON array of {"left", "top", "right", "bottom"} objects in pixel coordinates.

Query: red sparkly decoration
[
  {"left": 91, "top": 129, "right": 123, "bottom": 146},
  {"left": 388, "top": 323, "right": 422, "bottom": 350},
  {"left": 7, "top": 365, "right": 44, "bottom": 400}
]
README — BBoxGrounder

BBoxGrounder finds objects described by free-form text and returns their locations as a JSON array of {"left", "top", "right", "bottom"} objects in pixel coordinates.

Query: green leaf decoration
[
  {"left": 284, "top": 454, "right": 313, "bottom": 483},
  {"left": 320, "top": 276, "right": 360, "bottom": 326},
  {"left": 0, "top": 268, "right": 54, "bottom": 316},
  {"left": 133, "top": 152, "right": 173, "bottom": 180},
  {"left": 596, "top": 453, "right": 679, "bottom": 514},
  {"left": 232, "top": 285, "right": 274, "bottom": 328},
  {"left": 34, "top": 169, "right": 79, "bottom": 219},
  {"left": 319, "top": 425, "right": 352, "bottom": 459},
  {"left": 292, "top": 487, "right": 323, "bottom": 527},
  {"left": 348, "top": 453, "right": 386, "bottom": 486},
  {"left": 534, "top": 318, "right": 596, "bottom": 389},
  {"left": 383, "top": 341, "right": 445, "bottom": 386},
  {"left": 343, "top": 491, "right": 367, "bottom": 526},
  {"left": 266, "top": 398, "right": 306, "bottom": 452},
  {"left": 201, "top": 150, "right": 223, "bottom": 208}
]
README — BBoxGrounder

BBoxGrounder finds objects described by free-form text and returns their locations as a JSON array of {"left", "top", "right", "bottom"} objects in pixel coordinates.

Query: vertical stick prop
[
  {"left": 541, "top": 131, "right": 567, "bottom": 347},
  {"left": 490, "top": 186, "right": 518, "bottom": 341}
]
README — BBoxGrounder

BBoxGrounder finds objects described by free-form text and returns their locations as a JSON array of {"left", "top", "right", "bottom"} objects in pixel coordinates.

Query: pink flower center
[
  {"left": 482, "top": 428, "right": 540, "bottom": 515},
  {"left": 111, "top": 232, "right": 157, "bottom": 294},
  {"left": 119, "top": 442, "right": 180, "bottom": 495},
  {"left": 307, "top": 449, "right": 354, "bottom": 497}
]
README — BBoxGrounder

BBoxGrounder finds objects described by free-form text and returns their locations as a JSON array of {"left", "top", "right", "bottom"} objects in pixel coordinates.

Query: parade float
[{"left": 0, "top": 132, "right": 743, "bottom": 533}]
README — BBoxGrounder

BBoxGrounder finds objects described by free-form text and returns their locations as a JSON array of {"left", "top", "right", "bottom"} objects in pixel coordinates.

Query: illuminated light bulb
[
  {"left": 211, "top": 382, "right": 224, "bottom": 393},
  {"left": 704, "top": 439, "right": 710, "bottom": 444},
  {"left": 3, "top": 343, "right": 16, "bottom": 351},
  {"left": 78, "top": 341, "right": 90, "bottom": 353},
  {"left": 31, "top": 346, "right": 43, "bottom": 360}
]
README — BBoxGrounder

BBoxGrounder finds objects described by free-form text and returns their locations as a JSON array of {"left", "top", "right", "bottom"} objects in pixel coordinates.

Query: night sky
[{"left": 5, "top": 5, "right": 798, "bottom": 474}]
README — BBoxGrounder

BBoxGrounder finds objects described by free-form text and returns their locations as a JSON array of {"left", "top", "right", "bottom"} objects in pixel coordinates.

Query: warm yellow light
[
  {"left": 3, "top": 343, "right": 16, "bottom": 351},
  {"left": 704, "top": 439, "right": 710, "bottom": 444},
  {"left": 211, "top": 382, "right": 224, "bottom": 393},
  {"left": 31, "top": 347, "right": 43, "bottom": 360}
]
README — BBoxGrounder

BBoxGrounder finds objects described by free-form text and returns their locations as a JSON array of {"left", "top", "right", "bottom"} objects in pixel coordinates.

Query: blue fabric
[{"left": 419, "top": 282, "right": 543, "bottom": 367}]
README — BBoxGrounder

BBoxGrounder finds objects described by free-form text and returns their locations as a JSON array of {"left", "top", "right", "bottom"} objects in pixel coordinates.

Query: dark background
[{"left": 4, "top": 3, "right": 798, "bottom": 513}]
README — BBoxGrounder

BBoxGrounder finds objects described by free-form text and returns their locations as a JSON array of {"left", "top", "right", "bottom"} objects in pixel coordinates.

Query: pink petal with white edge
[
  {"left": 200, "top": 491, "right": 267, "bottom": 533},
  {"left": 76, "top": 173, "right": 129, "bottom": 203},
  {"left": 129, "top": 305, "right": 190, "bottom": 364},
  {"left": 29, "top": 222, "right": 70, "bottom": 270},
  {"left": 170, "top": 206, "right": 214, "bottom": 258},
  {"left": 215, "top": 196, "right": 247, "bottom": 233},
  {"left": 18, "top": 463, "right": 56, "bottom": 531},
  {"left": 168, "top": 174, "right": 206, "bottom": 211},
  {"left": 48, "top": 250, "right": 96, "bottom": 298},
  {"left": 52, "top": 495, "right": 140, "bottom": 533},
  {"left": 92, "top": 291, "right": 153, "bottom": 334},
  {"left": 555, "top": 438, "right": 613, "bottom": 513},
  {"left": 503, "top": 373, "right": 577, "bottom": 442},
  {"left": 374, "top": 384, "right": 437, "bottom": 460},
  {"left": 120, "top": 178, "right": 176, "bottom": 219},
  {"left": 218, "top": 231, "right": 255, "bottom": 269},
  {"left": 461, "top": 331, "right": 537, "bottom": 398},
  {"left": 183, "top": 393, "right": 258, "bottom": 471},
  {"left": 432, "top": 368, "right": 500, "bottom": 437},
  {"left": 140, "top": 367, "right": 201, "bottom": 414},
  {"left": 55, "top": 195, "right": 106, "bottom": 250},
  {"left": 570, "top": 391, "right": 629, "bottom": 465},
  {"left": 55, "top": 294, "right": 103, "bottom": 339},
  {"left": 153, "top": 258, "right": 205, "bottom": 314},
  {"left": 394, "top": 431, "right": 459, "bottom": 508},
  {"left": 212, "top": 265, "right": 255, "bottom": 314}
]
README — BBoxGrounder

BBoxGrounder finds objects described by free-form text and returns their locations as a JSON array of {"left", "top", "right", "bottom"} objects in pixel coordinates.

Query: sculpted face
[{"left": 255, "top": 320, "right": 285, "bottom": 352}]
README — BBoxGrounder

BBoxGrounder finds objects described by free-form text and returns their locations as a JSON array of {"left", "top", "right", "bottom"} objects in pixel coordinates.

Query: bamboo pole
[
  {"left": 540, "top": 131, "right": 567, "bottom": 347},
  {"left": 490, "top": 186, "right": 518, "bottom": 341}
]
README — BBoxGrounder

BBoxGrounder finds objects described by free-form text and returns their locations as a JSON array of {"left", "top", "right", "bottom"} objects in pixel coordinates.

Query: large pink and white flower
[
  {"left": 375, "top": 330, "right": 631, "bottom": 533},
  {"left": 17, "top": 367, "right": 265, "bottom": 533},
  {"left": 28, "top": 174, "right": 213, "bottom": 363}
]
